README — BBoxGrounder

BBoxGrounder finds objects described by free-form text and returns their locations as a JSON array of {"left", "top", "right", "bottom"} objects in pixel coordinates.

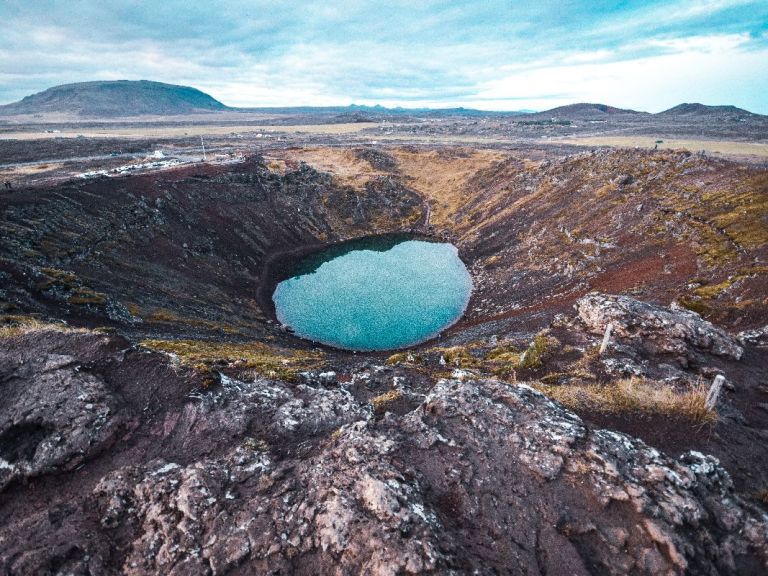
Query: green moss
[
  {"left": 140, "top": 338, "right": 325, "bottom": 382},
  {"left": 434, "top": 344, "right": 483, "bottom": 368},
  {"left": 676, "top": 296, "right": 711, "bottom": 316},
  {"left": 692, "top": 279, "right": 735, "bottom": 299},
  {"left": 386, "top": 351, "right": 419, "bottom": 365},
  {"left": 663, "top": 173, "right": 768, "bottom": 267},
  {"left": 517, "top": 333, "right": 560, "bottom": 370},
  {"left": 36, "top": 267, "right": 78, "bottom": 291},
  {"left": 145, "top": 308, "right": 241, "bottom": 333},
  {"left": 689, "top": 267, "right": 768, "bottom": 303}
]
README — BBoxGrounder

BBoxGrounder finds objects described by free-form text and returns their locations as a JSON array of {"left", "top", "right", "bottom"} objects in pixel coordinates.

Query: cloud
[
  {"left": 471, "top": 34, "right": 768, "bottom": 112},
  {"left": 0, "top": 0, "right": 765, "bottom": 112}
]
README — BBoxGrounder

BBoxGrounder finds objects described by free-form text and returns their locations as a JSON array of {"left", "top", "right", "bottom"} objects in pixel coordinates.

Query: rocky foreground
[{"left": 1, "top": 294, "right": 768, "bottom": 575}]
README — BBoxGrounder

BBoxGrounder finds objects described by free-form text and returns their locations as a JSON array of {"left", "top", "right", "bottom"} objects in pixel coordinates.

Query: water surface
[{"left": 272, "top": 238, "right": 472, "bottom": 350}]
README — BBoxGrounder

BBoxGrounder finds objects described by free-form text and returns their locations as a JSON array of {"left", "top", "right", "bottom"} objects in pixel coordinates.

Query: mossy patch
[
  {"left": 436, "top": 344, "right": 483, "bottom": 368},
  {"left": 663, "top": 173, "right": 768, "bottom": 267},
  {"left": 140, "top": 338, "right": 325, "bottom": 382},
  {"left": 37, "top": 267, "right": 78, "bottom": 290},
  {"left": 125, "top": 302, "right": 143, "bottom": 316},
  {"left": 676, "top": 296, "right": 711, "bottom": 317},
  {"left": 386, "top": 351, "right": 421, "bottom": 365},
  {"left": 0, "top": 315, "right": 85, "bottom": 338},
  {"left": 483, "top": 254, "right": 502, "bottom": 268},
  {"left": 68, "top": 287, "right": 108, "bottom": 306},
  {"left": 693, "top": 279, "right": 737, "bottom": 299},
  {"left": 517, "top": 333, "right": 560, "bottom": 370},
  {"left": 145, "top": 308, "right": 241, "bottom": 333},
  {"left": 370, "top": 390, "right": 403, "bottom": 414}
]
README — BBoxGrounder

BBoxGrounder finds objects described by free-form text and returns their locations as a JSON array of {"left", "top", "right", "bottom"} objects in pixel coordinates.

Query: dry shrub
[
  {"left": 0, "top": 315, "right": 84, "bottom": 338},
  {"left": 535, "top": 377, "right": 717, "bottom": 425},
  {"left": 370, "top": 390, "right": 403, "bottom": 413}
]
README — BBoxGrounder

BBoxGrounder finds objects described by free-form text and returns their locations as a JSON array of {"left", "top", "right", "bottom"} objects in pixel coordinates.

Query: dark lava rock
[
  {"left": 577, "top": 292, "right": 744, "bottom": 361},
  {"left": 84, "top": 379, "right": 768, "bottom": 575},
  {"left": 738, "top": 325, "right": 768, "bottom": 347},
  {"left": 355, "top": 147, "right": 399, "bottom": 171},
  {"left": 0, "top": 328, "right": 128, "bottom": 490},
  {"left": 1, "top": 327, "right": 766, "bottom": 575}
]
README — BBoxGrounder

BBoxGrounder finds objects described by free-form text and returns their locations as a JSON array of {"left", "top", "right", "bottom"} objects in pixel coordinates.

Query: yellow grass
[
  {"left": 534, "top": 377, "right": 717, "bottom": 424},
  {"left": 0, "top": 123, "right": 375, "bottom": 141},
  {"left": 279, "top": 147, "right": 385, "bottom": 190},
  {"left": 370, "top": 390, "right": 403, "bottom": 413},
  {"left": 390, "top": 148, "right": 506, "bottom": 227},
  {"left": 0, "top": 315, "right": 85, "bottom": 338},
  {"left": 549, "top": 136, "right": 768, "bottom": 159}
]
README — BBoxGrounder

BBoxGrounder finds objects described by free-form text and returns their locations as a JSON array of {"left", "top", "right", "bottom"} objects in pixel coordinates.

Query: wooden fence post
[
  {"left": 705, "top": 374, "right": 726, "bottom": 411},
  {"left": 599, "top": 323, "right": 614, "bottom": 355}
]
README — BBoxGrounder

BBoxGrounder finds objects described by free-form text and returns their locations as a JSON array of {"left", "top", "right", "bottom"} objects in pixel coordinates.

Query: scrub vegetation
[
  {"left": 534, "top": 378, "right": 717, "bottom": 425},
  {"left": 140, "top": 338, "right": 325, "bottom": 381}
]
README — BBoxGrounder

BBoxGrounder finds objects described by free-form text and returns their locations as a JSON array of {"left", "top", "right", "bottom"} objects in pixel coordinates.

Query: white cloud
[
  {"left": 644, "top": 32, "right": 750, "bottom": 52},
  {"left": 471, "top": 35, "right": 768, "bottom": 112}
]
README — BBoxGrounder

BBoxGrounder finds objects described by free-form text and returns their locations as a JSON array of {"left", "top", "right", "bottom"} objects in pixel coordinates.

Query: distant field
[
  {"left": 549, "top": 136, "right": 768, "bottom": 158},
  {"left": 0, "top": 122, "right": 376, "bottom": 140}
]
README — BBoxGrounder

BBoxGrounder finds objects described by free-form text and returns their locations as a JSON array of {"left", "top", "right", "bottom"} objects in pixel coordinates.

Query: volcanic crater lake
[{"left": 272, "top": 237, "right": 473, "bottom": 351}]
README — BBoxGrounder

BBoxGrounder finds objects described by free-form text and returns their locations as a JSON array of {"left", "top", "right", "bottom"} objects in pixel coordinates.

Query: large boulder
[
  {"left": 576, "top": 293, "right": 743, "bottom": 361},
  {"left": 0, "top": 328, "right": 126, "bottom": 490}
]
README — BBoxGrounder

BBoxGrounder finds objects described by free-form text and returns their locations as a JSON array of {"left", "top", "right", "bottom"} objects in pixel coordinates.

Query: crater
[{"left": 272, "top": 235, "right": 472, "bottom": 350}]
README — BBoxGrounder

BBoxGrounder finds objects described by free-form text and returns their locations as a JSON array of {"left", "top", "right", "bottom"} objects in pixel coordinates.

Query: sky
[{"left": 0, "top": 0, "right": 766, "bottom": 113}]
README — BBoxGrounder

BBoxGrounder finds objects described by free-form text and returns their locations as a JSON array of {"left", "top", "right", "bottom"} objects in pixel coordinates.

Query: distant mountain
[
  {"left": 530, "top": 103, "right": 645, "bottom": 120},
  {"left": 0, "top": 80, "right": 228, "bottom": 117},
  {"left": 657, "top": 103, "right": 756, "bottom": 118},
  {"left": 0, "top": 82, "right": 533, "bottom": 119},
  {"left": 235, "top": 103, "right": 527, "bottom": 118},
  {"left": 2, "top": 81, "right": 762, "bottom": 121}
]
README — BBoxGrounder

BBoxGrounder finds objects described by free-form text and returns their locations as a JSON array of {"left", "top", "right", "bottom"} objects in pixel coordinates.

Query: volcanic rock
[
  {"left": 1, "top": 328, "right": 767, "bottom": 575},
  {"left": 85, "top": 378, "right": 768, "bottom": 575},
  {"left": 738, "top": 325, "right": 768, "bottom": 347},
  {"left": 576, "top": 293, "right": 744, "bottom": 361},
  {"left": 0, "top": 328, "right": 127, "bottom": 490}
]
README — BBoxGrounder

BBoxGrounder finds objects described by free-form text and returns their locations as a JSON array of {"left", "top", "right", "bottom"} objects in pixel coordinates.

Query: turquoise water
[{"left": 272, "top": 238, "right": 473, "bottom": 351}]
